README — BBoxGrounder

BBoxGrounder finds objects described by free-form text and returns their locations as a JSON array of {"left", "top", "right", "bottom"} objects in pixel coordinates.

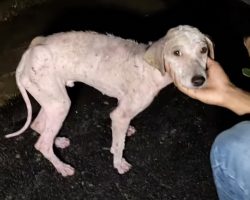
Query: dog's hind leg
[
  {"left": 31, "top": 108, "right": 70, "bottom": 149},
  {"left": 31, "top": 108, "right": 46, "bottom": 133},
  {"left": 26, "top": 77, "right": 74, "bottom": 176},
  {"left": 35, "top": 100, "right": 74, "bottom": 176}
]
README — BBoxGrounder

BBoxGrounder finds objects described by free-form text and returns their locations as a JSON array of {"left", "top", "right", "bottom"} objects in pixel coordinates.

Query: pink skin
[
  {"left": 7, "top": 25, "right": 211, "bottom": 176},
  {"left": 31, "top": 108, "right": 70, "bottom": 149}
]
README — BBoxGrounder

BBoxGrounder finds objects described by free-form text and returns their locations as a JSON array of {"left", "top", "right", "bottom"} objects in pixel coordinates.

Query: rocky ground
[{"left": 0, "top": 0, "right": 249, "bottom": 199}]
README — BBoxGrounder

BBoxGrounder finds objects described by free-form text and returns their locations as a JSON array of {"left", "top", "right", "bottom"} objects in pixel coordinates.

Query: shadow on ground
[{"left": 0, "top": 0, "right": 250, "bottom": 199}]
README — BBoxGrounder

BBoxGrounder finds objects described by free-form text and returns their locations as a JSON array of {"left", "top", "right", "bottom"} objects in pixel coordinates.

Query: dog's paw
[
  {"left": 55, "top": 137, "right": 70, "bottom": 149},
  {"left": 114, "top": 158, "right": 132, "bottom": 174},
  {"left": 56, "top": 163, "right": 75, "bottom": 177},
  {"left": 127, "top": 125, "right": 136, "bottom": 137}
]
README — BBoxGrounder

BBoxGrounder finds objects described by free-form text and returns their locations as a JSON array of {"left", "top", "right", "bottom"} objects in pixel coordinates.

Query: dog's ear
[
  {"left": 144, "top": 38, "right": 166, "bottom": 75},
  {"left": 205, "top": 36, "right": 215, "bottom": 59},
  {"left": 29, "top": 36, "right": 45, "bottom": 48}
]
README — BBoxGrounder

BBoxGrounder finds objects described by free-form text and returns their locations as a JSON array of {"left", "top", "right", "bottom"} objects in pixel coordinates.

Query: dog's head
[{"left": 144, "top": 25, "right": 214, "bottom": 88}]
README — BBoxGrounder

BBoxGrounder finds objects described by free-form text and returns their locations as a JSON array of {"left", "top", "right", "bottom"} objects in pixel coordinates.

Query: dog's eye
[
  {"left": 201, "top": 47, "right": 208, "bottom": 54},
  {"left": 173, "top": 50, "right": 181, "bottom": 56}
]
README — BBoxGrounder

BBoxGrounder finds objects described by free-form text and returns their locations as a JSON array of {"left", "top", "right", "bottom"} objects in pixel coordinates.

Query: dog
[{"left": 6, "top": 25, "right": 214, "bottom": 176}]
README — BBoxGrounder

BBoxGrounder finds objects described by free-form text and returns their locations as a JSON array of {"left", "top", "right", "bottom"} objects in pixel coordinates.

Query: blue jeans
[{"left": 210, "top": 121, "right": 250, "bottom": 200}]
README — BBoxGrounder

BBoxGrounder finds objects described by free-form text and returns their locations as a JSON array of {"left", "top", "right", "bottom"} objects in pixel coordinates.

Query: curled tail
[{"left": 5, "top": 51, "right": 33, "bottom": 138}]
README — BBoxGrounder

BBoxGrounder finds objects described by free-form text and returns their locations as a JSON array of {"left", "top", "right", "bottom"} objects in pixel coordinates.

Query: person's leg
[{"left": 210, "top": 121, "right": 250, "bottom": 200}]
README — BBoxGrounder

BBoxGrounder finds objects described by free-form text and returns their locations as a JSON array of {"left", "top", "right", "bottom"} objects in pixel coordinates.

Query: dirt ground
[{"left": 0, "top": 0, "right": 249, "bottom": 199}]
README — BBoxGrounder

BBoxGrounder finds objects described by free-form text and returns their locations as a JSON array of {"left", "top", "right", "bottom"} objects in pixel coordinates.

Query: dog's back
[{"left": 26, "top": 31, "right": 151, "bottom": 99}]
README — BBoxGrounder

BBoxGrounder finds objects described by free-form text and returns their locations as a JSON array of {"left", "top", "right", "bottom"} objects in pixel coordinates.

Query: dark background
[{"left": 0, "top": 0, "right": 249, "bottom": 199}]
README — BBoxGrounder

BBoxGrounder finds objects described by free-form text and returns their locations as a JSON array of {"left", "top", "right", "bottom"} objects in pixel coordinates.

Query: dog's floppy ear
[
  {"left": 205, "top": 36, "right": 215, "bottom": 59},
  {"left": 144, "top": 38, "right": 166, "bottom": 75}
]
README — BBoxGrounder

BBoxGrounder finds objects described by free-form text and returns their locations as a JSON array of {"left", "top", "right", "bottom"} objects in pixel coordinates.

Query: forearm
[{"left": 223, "top": 86, "right": 250, "bottom": 115}]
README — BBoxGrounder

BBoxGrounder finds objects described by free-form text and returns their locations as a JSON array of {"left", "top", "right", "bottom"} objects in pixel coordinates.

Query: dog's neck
[{"left": 136, "top": 53, "right": 173, "bottom": 91}]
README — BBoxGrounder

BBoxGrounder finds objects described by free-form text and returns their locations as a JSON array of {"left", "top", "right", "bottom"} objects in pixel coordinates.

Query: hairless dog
[{"left": 6, "top": 25, "right": 214, "bottom": 176}]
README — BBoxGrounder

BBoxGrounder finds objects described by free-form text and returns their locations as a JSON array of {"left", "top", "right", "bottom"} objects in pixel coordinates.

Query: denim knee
[
  {"left": 211, "top": 121, "right": 250, "bottom": 168},
  {"left": 210, "top": 121, "right": 250, "bottom": 199}
]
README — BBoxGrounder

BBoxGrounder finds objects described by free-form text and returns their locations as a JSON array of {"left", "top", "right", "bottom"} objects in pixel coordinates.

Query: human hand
[{"left": 169, "top": 58, "right": 235, "bottom": 106}]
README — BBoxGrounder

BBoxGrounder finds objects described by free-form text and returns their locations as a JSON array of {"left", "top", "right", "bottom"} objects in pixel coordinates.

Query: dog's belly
[
  {"left": 58, "top": 62, "right": 134, "bottom": 100},
  {"left": 71, "top": 69, "right": 136, "bottom": 100}
]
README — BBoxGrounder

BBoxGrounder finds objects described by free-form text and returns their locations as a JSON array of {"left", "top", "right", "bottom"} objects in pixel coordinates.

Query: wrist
[{"left": 223, "top": 85, "right": 250, "bottom": 115}]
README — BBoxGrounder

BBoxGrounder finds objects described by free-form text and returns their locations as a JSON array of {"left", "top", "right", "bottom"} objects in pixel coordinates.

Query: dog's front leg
[
  {"left": 110, "top": 103, "right": 133, "bottom": 174},
  {"left": 109, "top": 92, "right": 156, "bottom": 174}
]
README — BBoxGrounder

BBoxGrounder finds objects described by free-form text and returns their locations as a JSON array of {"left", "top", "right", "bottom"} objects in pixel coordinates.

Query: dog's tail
[{"left": 5, "top": 51, "right": 33, "bottom": 138}]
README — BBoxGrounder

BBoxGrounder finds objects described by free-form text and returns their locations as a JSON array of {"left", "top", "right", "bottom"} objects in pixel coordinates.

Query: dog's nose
[{"left": 191, "top": 75, "right": 205, "bottom": 87}]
